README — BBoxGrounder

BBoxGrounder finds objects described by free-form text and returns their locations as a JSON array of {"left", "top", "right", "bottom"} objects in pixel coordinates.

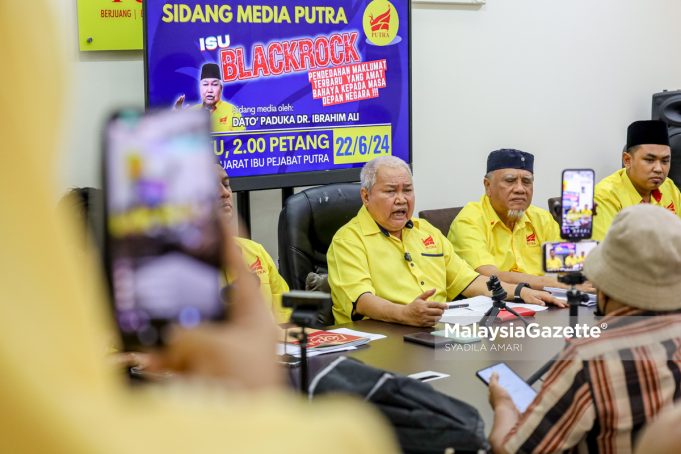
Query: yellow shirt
[
  {"left": 233, "top": 237, "right": 291, "bottom": 323},
  {"left": 192, "top": 100, "right": 244, "bottom": 132},
  {"left": 564, "top": 255, "right": 579, "bottom": 268},
  {"left": 327, "top": 206, "right": 479, "bottom": 324},
  {"left": 593, "top": 168, "right": 681, "bottom": 241},
  {"left": 546, "top": 257, "right": 563, "bottom": 271},
  {"left": 0, "top": 4, "right": 397, "bottom": 452},
  {"left": 448, "top": 195, "right": 561, "bottom": 276}
]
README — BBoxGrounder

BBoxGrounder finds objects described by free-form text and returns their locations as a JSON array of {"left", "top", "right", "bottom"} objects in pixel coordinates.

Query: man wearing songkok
[
  {"left": 175, "top": 63, "right": 244, "bottom": 132},
  {"left": 448, "top": 149, "right": 561, "bottom": 290},
  {"left": 327, "top": 156, "right": 563, "bottom": 327},
  {"left": 488, "top": 204, "right": 681, "bottom": 454},
  {"left": 593, "top": 120, "right": 681, "bottom": 240}
]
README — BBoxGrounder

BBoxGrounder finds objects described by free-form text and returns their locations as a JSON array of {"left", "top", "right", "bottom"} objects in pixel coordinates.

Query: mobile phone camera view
[
  {"left": 104, "top": 109, "right": 224, "bottom": 348},
  {"left": 543, "top": 241, "right": 598, "bottom": 273},
  {"left": 560, "top": 169, "right": 594, "bottom": 240}
]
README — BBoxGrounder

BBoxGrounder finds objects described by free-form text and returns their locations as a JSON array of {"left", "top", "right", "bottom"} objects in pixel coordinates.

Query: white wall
[{"left": 57, "top": 0, "right": 681, "bottom": 260}]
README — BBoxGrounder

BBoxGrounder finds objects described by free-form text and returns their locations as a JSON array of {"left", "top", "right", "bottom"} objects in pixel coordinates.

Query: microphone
[{"left": 404, "top": 252, "right": 412, "bottom": 262}]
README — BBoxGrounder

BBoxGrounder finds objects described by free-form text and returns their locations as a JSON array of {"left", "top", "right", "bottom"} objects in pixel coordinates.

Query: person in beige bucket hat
[
  {"left": 488, "top": 203, "right": 681, "bottom": 454},
  {"left": 584, "top": 203, "right": 681, "bottom": 312}
]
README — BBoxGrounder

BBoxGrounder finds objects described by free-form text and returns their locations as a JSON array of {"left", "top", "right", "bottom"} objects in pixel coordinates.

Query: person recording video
[
  {"left": 0, "top": 4, "right": 397, "bottom": 451},
  {"left": 488, "top": 205, "right": 681, "bottom": 454}
]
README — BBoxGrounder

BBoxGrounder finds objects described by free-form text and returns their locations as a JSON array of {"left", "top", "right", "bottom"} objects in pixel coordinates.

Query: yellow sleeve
[
  {"left": 592, "top": 187, "right": 621, "bottom": 241},
  {"left": 260, "top": 245, "right": 291, "bottom": 323},
  {"left": 545, "top": 214, "right": 562, "bottom": 242},
  {"left": 442, "top": 232, "right": 480, "bottom": 300},
  {"left": 447, "top": 206, "right": 496, "bottom": 270},
  {"left": 327, "top": 233, "right": 375, "bottom": 325}
]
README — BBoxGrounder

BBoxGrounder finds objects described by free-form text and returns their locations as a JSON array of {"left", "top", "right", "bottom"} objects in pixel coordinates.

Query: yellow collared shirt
[
  {"left": 192, "top": 100, "right": 245, "bottom": 132},
  {"left": 228, "top": 238, "right": 291, "bottom": 323},
  {"left": 593, "top": 168, "right": 681, "bottom": 241},
  {"left": 327, "top": 206, "right": 479, "bottom": 325},
  {"left": 448, "top": 195, "right": 560, "bottom": 276}
]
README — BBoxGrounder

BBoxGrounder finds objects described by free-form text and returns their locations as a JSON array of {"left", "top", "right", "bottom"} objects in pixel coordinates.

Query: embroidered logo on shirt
[
  {"left": 667, "top": 202, "right": 676, "bottom": 213},
  {"left": 249, "top": 257, "right": 265, "bottom": 274},
  {"left": 219, "top": 116, "right": 228, "bottom": 124},
  {"left": 526, "top": 233, "right": 538, "bottom": 246},
  {"left": 422, "top": 235, "right": 436, "bottom": 249}
]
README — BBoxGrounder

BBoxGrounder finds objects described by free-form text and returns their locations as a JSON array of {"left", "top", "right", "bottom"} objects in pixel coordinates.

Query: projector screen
[{"left": 144, "top": 0, "right": 411, "bottom": 191}]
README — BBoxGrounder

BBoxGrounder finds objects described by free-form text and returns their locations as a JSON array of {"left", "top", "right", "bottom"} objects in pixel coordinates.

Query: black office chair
[
  {"left": 418, "top": 207, "right": 463, "bottom": 237},
  {"left": 278, "top": 183, "right": 362, "bottom": 325},
  {"left": 547, "top": 197, "right": 561, "bottom": 224}
]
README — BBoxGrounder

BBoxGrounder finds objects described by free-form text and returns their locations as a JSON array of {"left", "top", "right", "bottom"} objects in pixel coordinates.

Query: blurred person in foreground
[
  {"left": 488, "top": 204, "right": 681, "bottom": 454},
  {"left": 0, "top": 3, "right": 397, "bottom": 452},
  {"left": 327, "top": 156, "right": 563, "bottom": 327}
]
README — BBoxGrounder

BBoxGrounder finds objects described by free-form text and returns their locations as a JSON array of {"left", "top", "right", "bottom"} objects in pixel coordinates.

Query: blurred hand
[
  {"left": 400, "top": 289, "right": 446, "bottom": 327},
  {"left": 520, "top": 287, "right": 567, "bottom": 308},
  {"left": 174, "top": 94, "right": 186, "bottom": 110},
  {"left": 147, "top": 220, "right": 283, "bottom": 391}
]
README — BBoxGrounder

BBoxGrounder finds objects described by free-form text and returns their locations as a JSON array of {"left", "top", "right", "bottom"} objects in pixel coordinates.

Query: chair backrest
[
  {"left": 547, "top": 197, "right": 561, "bottom": 224},
  {"left": 417, "top": 207, "right": 463, "bottom": 237},
  {"left": 278, "top": 183, "right": 362, "bottom": 292}
]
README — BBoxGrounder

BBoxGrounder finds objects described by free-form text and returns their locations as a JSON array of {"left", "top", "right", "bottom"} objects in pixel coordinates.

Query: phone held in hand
[
  {"left": 102, "top": 108, "right": 225, "bottom": 350},
  {"left": 476, "top": 362, "right": 537, "bottom": 412}
]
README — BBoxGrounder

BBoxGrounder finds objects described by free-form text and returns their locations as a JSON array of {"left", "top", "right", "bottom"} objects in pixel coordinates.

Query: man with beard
[
  {"left": 448, "top": 149, "right": 562, "bottom": 291},
  {"left": 327, "top": 156, "right": 562, "bottom": 327}
]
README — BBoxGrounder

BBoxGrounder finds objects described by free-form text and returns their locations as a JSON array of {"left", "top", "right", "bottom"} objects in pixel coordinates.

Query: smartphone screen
[
  {"left": 542, "top": 240, "right": 598, "bottom": 273},
  {"left": 476, "top": 362, "right": 537, "bottom": 413},
  {"left": 560, "top": 169, "right": 595, "bottom": 240},
  {"left": 103, "top": 108, "right": 224, "bottom": 349}
]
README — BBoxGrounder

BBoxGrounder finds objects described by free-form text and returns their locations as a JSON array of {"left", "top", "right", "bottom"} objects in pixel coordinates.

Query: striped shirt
[{"left": 504, "top": 306, "right": 681, "bottom": 453}]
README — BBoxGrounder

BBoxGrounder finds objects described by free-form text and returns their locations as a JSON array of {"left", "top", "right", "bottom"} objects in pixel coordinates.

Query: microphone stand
[{"left": 479, "top": 276, "right": 530, "bottom": 327}]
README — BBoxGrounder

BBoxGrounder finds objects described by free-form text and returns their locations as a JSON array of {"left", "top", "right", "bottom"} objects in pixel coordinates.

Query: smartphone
[
  {"left": 476, "top": 362, "right": 537, "bottom": 413},
  {"left": 404, "top": 332, "right": 455, "bottom": 348},
  {"left": 102, "top": 108, "right": 225, "bottom": 350},
  {"left": 542, "top": 240, "right": 598, "bottom": 273},
  {"left": 560, "top": 169, "right": 595, "bottom": 240}
]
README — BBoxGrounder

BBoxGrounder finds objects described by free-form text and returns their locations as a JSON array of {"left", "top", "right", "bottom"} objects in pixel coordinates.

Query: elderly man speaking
[{"left": 327, "top": 156, "right": 562, "bottom": 327}]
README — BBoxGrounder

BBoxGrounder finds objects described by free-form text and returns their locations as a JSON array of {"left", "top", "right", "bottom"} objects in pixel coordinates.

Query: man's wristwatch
[{"left": 514, "top": 283, "right": 530, "bottom": 302}]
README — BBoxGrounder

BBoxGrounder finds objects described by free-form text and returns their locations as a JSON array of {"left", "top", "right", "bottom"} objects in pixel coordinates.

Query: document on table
[
  {"left": 276, "top": 328, "right": 385, "bottom": 358},
  {"left": 439, "top": 295, "right": 548, "bottom": 325}
]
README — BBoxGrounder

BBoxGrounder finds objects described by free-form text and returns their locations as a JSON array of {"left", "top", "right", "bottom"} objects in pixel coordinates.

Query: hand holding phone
[
  {"left": 103, "top": 108, "right": 225, "bottom": 350},
  {"left": 477, "top": 362, "right": 537, "bottom": 412}
]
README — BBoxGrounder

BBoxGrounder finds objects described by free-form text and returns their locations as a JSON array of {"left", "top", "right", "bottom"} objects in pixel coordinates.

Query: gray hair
[{"left": 360, "top": 156, "right": 412, "bottom": 191}]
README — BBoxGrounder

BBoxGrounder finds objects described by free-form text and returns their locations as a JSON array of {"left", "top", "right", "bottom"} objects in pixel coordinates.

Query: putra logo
[
  {"left": 199, "top": 34, "right": 230, "bottom": 52},
  {"left": 362, "top": 0, "right": 399, "bottom": 46},
  {"left": 369, "top": 7, "right": 391, "bottom": 32}
]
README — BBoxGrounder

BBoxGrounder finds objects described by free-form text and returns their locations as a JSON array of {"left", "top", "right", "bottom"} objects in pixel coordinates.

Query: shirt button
[
  {"left": 420, "top": 281, "right": 424, "bottom": 285},
  {"left": 410, "top": 263, "right": 414, "bottom": 267}
]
